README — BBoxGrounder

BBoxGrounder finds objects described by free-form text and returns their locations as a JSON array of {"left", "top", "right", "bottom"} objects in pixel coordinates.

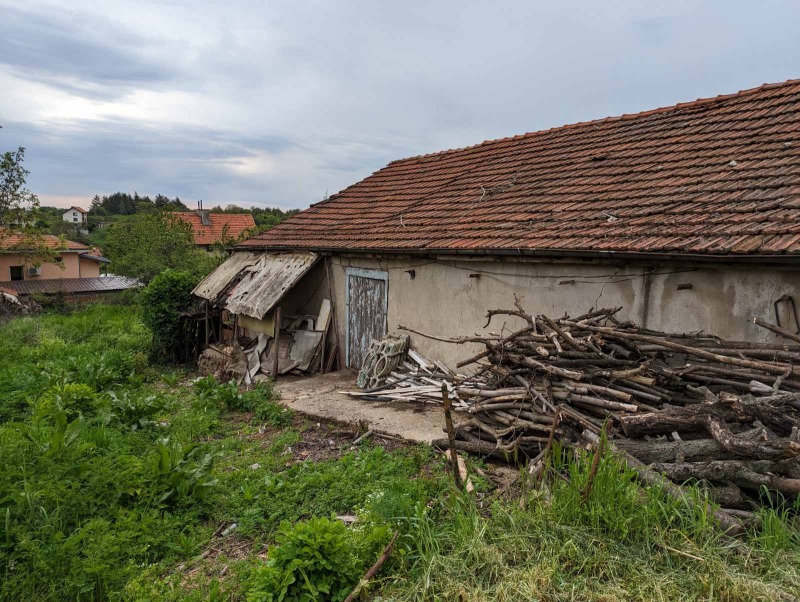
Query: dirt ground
[{"left": 273, "top": 370, "right": 446, "bottom": 444}]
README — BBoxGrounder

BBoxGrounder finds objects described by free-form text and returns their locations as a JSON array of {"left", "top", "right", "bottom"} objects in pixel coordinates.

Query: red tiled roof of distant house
[
  {"left": 69, "top": 206, "right": 88, "bottom": 213},
  {"left": 0, "top": 232, "right": 89, "bottom": 251},
  {"left": 239, "top": 79, "right": 800, "bottom": 258},
  {"left": 170, "top": 212, "right": 256, "bottom": 246}
]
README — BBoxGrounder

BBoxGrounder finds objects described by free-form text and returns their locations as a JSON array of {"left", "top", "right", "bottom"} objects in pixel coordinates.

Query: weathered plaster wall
[{"left": 325, "top": 255, "right": 800, "bottom": 369}]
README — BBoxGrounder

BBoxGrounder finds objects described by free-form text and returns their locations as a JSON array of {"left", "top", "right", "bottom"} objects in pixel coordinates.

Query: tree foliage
[
  {"left": 140, "top": 270, "right": 200, "bottom": 363},
  {"left": 0, "top": 147, "right": 39, "bottom": 228},
  {"left": 90, "top": 191, "right": 189, "bottom": 216},
  {"left": 0, "top": 145, "right": 60, "bottom": 265},
  {"left": 103, "top": 212, "right": 216, "bottom": 283}
]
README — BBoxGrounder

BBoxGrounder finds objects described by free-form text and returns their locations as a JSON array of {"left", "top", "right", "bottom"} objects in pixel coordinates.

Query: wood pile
[{"left": 356, "top": 302, "right": 800, "bottom": 526}]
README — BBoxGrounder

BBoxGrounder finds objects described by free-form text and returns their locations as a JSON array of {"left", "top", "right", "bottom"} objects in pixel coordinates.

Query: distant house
[
  {"left": 62, "top": 206, "right": 88, "bottom": 224},
  {"left": 0, "top": 233, "right": 138, "bottom": 300},
  {"left": 170, "top": 210, "right": 256, "bottom": 250}
]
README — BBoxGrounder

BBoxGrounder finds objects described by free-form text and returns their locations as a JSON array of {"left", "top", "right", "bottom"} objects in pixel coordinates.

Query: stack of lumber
[
  {"left": 386, "top": 301, "right": 800, "bottom": 522},
  {"left": 347, "top": 347, "right": 472, "bottom": 405}
]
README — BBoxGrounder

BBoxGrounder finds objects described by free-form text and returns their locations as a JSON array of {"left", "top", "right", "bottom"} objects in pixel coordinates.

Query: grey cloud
[
  {"left": 0, "top": 117, "right": 378, "bottom": 209},
  {"left": 2, "top": 0, "right": 800, "bottom": 210},
  {"left": 0, "top": 6, "right": 176, "bottom": 97}
]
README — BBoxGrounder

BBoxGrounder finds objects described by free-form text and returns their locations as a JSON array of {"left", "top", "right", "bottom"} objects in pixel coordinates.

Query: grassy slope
[
  {"left": 0, "top": 305, "right": 442, "bottom": 600},
  {"left": 0, "top": 305, "right": 798, "bottom": 601}
]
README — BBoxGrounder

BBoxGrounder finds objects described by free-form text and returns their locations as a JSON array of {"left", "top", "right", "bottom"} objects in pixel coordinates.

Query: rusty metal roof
[
  {"left": 193, "top": 251, "right": 263, "bottom": 300},
  {"left": 239, "top": 79, "right": 800, "bottom": 259},
  {"left": 0, "top": 276, "right": 141, "bottom": 296},
  {"left": 224, "top": 252, "right": 319, "bottom": 319}
]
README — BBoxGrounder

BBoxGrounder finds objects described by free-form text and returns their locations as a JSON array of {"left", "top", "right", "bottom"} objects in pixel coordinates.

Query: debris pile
[
  {"left": 0, "top": 287, "right": 38, "bottom": 320},
  {"left": 198, "top": 299, "right": 334, "bottom": 383},
  {"left": 352, "top": 301, "right": 800, "bottom": 525}
]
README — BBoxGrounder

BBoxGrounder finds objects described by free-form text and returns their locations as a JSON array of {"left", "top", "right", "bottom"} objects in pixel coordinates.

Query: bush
[
  {"left": 140, "top": 270, "right": 199, "bottom": 363},
  {"left": 247, "top": 517, "right": 361, "bottom": 602}
]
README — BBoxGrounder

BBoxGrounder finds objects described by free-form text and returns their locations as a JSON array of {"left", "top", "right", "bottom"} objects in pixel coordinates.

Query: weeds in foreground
[
  {"left": 3, "top": 305, "right": 800, "bottom": 601},
  {"left": 381, "top": 443, "right": 800, "bottom": 601}
]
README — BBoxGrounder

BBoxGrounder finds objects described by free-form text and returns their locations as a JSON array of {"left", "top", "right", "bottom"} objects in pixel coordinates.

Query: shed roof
[
  {"left": 193, "top": 251, "right": 262, "bottom": 300},
  {"left": 224, "top": 252, "right": 318, "bottom": 319},
  {"left": 170, "top": 211, "right": 256, "bottom": 246},
  {"left": 0, "top": 276, "right": 140, "bottom": 296},
  {"left": 240, "top": 79, "right": 800, "bottom": 259}
]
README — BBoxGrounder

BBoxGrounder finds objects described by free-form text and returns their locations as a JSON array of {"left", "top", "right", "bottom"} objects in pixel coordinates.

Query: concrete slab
[{"left": 274, "top": 370, "right": 444, "bottom": 444}]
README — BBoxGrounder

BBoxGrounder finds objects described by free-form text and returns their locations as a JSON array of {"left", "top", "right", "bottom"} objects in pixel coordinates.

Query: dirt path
[{"left": 274, "top": 370, "right": 445, "bottom": 444}]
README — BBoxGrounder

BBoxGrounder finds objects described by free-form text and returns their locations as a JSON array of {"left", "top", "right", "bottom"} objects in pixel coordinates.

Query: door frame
[{"left": 345, "top": 267, "right": 388, "bottom": 368}]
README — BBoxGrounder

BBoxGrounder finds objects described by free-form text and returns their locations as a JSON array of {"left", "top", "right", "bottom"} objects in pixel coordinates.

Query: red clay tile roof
[
  {"left": 240, "top": 79, "right": 800, "bottom": 258},
  {"left": 170, "top": 212, "right": 256, "bottom": 246},
  {"left": 0, "top": 232, "right": 89, "bottom": 251},
  {"left": 69, "top": 206, "right": 88, "bottom": 213}
]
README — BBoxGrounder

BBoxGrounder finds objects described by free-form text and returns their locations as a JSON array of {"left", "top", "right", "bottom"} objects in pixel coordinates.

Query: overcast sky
[{"left": 1, "top": 1, "right": 799, "bottom": 211}]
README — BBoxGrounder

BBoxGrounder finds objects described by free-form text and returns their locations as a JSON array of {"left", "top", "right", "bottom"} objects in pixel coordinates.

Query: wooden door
[{"left": 346, "top": 268, "right": 388, "bottom": 369}]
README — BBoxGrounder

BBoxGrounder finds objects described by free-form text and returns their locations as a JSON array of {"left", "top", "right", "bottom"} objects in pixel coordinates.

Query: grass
[
  {"left": 379, "top": 444, "right": 800, "bottom": 601},
  {"left": 0, "top": 304, "right": 445, "bottom": 600},
  {"left": 1, "top": 304, "right": 799, "bottom": 601}
]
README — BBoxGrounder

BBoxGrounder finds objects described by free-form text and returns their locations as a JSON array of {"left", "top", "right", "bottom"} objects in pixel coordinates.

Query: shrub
[
  {"left": 33, "top": 381, "right": 97, "bottom": 421},
  {"left": 246, "top": 517, "right": 361, "bottom": 602},
  {"left": 140, "top": 270, "right": 199, "bottom": 363}
]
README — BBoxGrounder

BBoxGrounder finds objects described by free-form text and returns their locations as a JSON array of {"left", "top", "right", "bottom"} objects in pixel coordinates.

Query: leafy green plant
[
  {"left": 255, "top": 400, "right": 293, "bottom": 427},
  {"left": 195, "top": 375, "right": 241, "bottom": 407},
  {"left": 106, "top": 388, "right": 166, "bottom": 430},
  {"left": 33, "top": 381, "right": 97, "bottom": 421},
  {"left": 148, "top": 438, "right": 220, "bottom": 508},
  {"left": 247, "top": 517, "right": 361, "bottom": 602},
  {"left": 140, "top": 270, "right": 200, "bottom": 363}
]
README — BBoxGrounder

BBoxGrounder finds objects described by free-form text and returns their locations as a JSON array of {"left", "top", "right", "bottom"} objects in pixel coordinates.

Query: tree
[
  {"left": 0, "top": 145, "right": 60, "bottom": 266},
  {"left": 0, "top": 147, "right": 39, "bottom": 228},
  {"left": 103, "top": 213, "right": 216, "bottom": 283}
]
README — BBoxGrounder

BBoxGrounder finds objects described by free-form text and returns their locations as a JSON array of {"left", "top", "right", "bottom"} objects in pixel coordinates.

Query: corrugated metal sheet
[
  {"left": 193, "top": 251, "right": 262, "bottom": 300},
  {"left": 225, "top": 252, "right": 319, "bottom": 319},
  {"left": 0, "top": 276, "right": 140, "bottom": 295}
]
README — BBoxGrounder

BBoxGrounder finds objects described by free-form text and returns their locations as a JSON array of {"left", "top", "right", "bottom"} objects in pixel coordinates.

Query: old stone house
[{"left": 196, "top": 79, "right": 800, "bottom": 369}]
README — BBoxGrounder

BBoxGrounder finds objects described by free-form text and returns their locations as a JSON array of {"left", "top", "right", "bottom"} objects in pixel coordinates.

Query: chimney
[{"left": 195, "top": 201, "right": 211, "bottom": 226}]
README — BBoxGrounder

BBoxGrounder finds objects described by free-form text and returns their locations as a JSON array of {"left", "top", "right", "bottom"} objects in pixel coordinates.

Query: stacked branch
[{"left": 372, "top": 302, "right": 800, "bottom": 522}]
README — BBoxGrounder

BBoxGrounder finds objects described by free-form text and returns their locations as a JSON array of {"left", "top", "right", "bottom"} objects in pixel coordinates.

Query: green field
[{"left": 1, "top": 304, "right": 798, "bottom": 601}]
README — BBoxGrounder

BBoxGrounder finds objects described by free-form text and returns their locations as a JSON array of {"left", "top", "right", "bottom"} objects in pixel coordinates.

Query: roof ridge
[{"left": 388, "top": 77, "right": 800, "bottom": 164}]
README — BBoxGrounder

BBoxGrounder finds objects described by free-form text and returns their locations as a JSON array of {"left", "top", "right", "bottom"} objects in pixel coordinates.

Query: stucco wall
[
  {"left": 323, "top": 255, "right": 800, "bottom": 369},
  {"left": 0, "top": 253, "right": 100, "bottom": 281}
]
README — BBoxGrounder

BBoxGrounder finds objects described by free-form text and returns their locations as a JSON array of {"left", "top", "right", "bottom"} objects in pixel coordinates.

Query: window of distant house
[
  {"left": 73, "top": 216, "right": 78, "bottom": 221},
  {"left": 10, "top": 266, "right": 23, "bottom": 281},
  {"left": 54, "top": 256, "right": 63, "bottom": 263}
]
